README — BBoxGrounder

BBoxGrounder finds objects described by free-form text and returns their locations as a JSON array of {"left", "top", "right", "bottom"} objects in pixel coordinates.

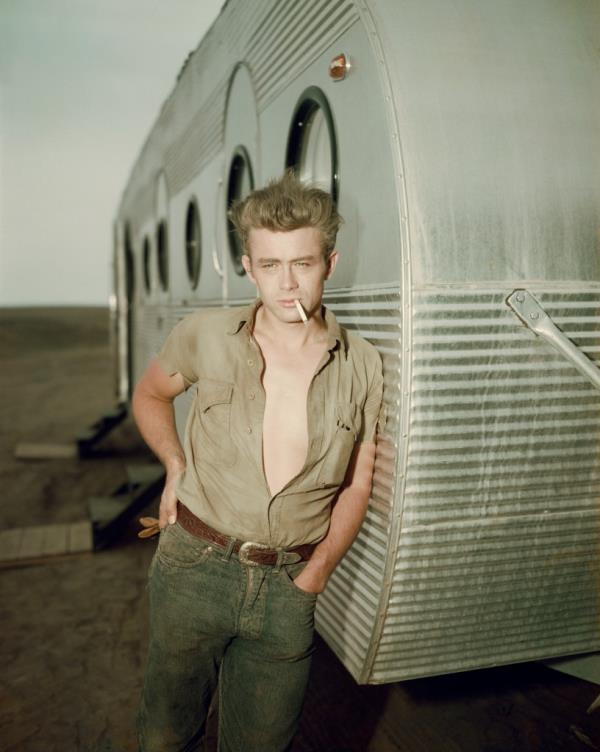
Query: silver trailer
[{"left": 112, "top": 0, "right": 600, "bottom": 683}]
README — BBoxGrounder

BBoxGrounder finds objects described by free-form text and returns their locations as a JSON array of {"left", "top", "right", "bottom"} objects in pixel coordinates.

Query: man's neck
[{"left": 253, "top": 301, "right": 328, "bottom": 350}]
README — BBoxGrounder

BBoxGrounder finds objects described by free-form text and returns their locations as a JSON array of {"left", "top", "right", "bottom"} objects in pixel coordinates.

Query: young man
[{"left": 133, "top": 172, "right": 383, "bottom": 752}]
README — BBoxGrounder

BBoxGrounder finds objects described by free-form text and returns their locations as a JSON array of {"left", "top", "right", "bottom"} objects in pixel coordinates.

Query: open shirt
[{"left": 157, "top": 300, "right": 384, "bottom": 548}]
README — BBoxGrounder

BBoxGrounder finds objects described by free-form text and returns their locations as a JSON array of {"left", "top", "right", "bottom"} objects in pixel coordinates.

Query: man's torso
[{"left": 156, "top": 302, "right": 383, "bottom": 547}]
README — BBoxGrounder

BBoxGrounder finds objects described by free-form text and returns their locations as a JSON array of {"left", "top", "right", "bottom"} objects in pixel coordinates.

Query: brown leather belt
[{"left": 176, "top": 501, "right": 315, "bottom": 566}]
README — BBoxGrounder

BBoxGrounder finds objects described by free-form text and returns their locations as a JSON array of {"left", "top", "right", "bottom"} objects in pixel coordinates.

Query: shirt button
[
  {"left": 248, "top": 392, "right": 255, "bottom": 400},
  {"left": 246, "top": 426, "right": 253, "bottom": 434},
  {"left": 247, "top": 359, "right": 254, "bottom": 367}
]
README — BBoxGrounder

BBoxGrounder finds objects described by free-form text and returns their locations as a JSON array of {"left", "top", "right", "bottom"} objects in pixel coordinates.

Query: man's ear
[
  {"left": 241, "top": 253, "right": 256, "bottom": 283},
  {"left": 325, "top": 250, "right": 339, "bottom": 280}
]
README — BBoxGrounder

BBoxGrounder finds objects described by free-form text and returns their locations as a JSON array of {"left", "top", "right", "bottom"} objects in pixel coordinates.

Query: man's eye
[{"left": 295, "top": 262, "right": 309, "bottom": 267}]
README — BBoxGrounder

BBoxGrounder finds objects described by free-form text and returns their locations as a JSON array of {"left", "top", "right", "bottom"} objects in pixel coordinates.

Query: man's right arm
[{"left": 132, "top": 359, "right": 187, "bottom": 528}]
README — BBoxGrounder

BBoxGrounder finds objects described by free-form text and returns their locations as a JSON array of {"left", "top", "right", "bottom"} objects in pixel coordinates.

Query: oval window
[
  {"left": 226, "top": 146, "right": 254, "bottom": 276},
  {"left": 286, "top": 87, "right": 338, "bottom": 202},
  {"left": 143, "top": 237, "right": 152, "bottom": 294},
  {"left": 185, "top": 200, "right": 201, "bottom": 289},
  {"left": 156, "top": 221, "right": 169, "bottom": 291},
  {"left": 124, "top": 225, "right": 135, "bottom": 301}
]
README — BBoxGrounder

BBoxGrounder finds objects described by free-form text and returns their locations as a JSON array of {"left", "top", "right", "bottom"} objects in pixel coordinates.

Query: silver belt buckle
[{"left": 239, "top": 540, "right": 270, "bottom": 566}]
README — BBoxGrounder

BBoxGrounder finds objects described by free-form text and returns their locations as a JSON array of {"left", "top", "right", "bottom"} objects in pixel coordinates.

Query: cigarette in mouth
[{"left": 294, "top": 298, "right": 308, "bottom": 324}]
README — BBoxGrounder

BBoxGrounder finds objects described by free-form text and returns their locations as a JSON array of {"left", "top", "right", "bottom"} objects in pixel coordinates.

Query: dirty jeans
[{"left": 137, "top": 521, "right": 317, "bottom": 752}]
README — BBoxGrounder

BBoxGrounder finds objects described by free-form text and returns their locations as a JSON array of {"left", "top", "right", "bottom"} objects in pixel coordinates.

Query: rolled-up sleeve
[
  {"left": 156, "top": 315, "right": 199, "bottom": 389},
  {"left": 358, "top": 352, "right": 384, "bottom": 444}
]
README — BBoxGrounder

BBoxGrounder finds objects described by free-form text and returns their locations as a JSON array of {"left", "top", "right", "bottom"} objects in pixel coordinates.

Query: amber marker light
[{"left": 329, "top": 53, "right": 351, "bottom": 81}]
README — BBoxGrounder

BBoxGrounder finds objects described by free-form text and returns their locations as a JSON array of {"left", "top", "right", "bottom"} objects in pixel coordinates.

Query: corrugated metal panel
[
  {"left": 155, "top": 0, "right": 265, "bottom": 195},
  {"left": 370, "top": 286, "right": 600, "bottom": 683},
  {"left": 164, "top": 82, "right": 228, "bottom": 197},
  {"left": 128, "top": 183, "right": 155, "bottom": 241},
  {"left": 120, "top": 0, "right": 359, "bottom": 212},
  {"left": 248, "top": 0, "right": 359, "bottom": 110},
  {"left": 315, "top": 285, "right": 402, "bottom": 680}
]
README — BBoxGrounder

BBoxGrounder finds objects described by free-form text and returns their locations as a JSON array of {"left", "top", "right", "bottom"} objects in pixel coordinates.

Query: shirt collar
[
  {"left": 225, "top": 299, "right": 261, "bottom": 336},
  {"left": 226, "top": 299, "right": 347, "bottom": 354}
]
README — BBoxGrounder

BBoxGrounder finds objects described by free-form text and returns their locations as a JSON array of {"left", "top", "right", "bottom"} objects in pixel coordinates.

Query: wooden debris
[
  {"left": 0, "top": 521, "right": 93, "bottom": 567},
  {"left": 570, "top": 724, "right": 598, "bottom": 749},
  {"left": 1, "top": 528, "right": 25, "bottom": 561},
  {"left": 588, "top": 694, "right": 600, "bottom": 715},
  {"left": 14, "top": 442, "right": 78, "bottom": 460},
  {"left": 68, "top": 520, "right": 94, "bottom": 553}
]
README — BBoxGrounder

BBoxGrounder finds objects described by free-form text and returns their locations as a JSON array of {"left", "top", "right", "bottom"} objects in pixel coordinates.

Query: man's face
[{"left": 242, "top": 226, "right": 338, "bottom": 325}]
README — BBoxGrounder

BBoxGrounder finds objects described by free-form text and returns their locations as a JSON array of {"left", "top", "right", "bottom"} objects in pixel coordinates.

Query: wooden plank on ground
[
  {"left": 14, "top": 442, "right": 78, "bottom": 460},
  {"left": 0, "top": 521, "right": 93, "bottom": 565},
  {"left": 41, "top": 524, "right": 69, "bottom": 556},
  {"left": 0, "top": 528, "right": 25, "bottom": 561},
  {"left": 18, "top": 525, "right": 48, "bottom": 559},
  {"left": 68, "top": 520, "right": 93, "bottom": 553}
]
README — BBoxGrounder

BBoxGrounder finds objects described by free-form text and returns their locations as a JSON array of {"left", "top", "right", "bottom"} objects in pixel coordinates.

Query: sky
[{"left": 0, "top": 0, "right": 224, "bottom": 306}]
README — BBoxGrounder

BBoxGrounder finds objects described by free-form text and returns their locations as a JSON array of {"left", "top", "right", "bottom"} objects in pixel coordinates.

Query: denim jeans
[{"left": 137, "top": 521, "right": 318, "bottom": 752}]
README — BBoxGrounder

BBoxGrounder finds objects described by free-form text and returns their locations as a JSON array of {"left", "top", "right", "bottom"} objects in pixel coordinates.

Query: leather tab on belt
[{"left": 176, "top": 501, "right": 315, "bottom": 566}]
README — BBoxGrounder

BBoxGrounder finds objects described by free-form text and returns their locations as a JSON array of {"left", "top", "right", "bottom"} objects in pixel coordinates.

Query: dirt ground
[{"left": 2, "top": 307, "right": 600, "bottom": 752}]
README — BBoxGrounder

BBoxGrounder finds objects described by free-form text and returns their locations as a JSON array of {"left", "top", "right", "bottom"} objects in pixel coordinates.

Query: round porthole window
[
  {"left": 143, "top": 237, "right": 152, "bottom": 294},
  {"left": 185, "top": 200, "right": 201, "bottom": 289},
  {"left": 285, "top": 86, "right": 338, "bottom": 202},
  {"left": 156, "top": 221, "right": 169, "bottom": 291},
  {"left": 124, "top": 225, "right": 135, "bottom": 301},
  {"left": 226, "top": 146, "right": 254, "bottom": 276}
]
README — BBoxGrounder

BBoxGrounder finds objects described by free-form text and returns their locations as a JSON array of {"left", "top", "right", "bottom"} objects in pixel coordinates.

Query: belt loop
[
  {"left": 220, "top": 536, "right": 236, "bottom": 562},
  {"left": 274, "top": 549, "right": 285, "bottom": 573}
]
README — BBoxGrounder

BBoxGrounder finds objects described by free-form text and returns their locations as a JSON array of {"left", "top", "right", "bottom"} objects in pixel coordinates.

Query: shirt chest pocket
[
  {"left": 194, "top": 379, "right": 236, "bottom": 468},
  {"left": 317, "top": 401, "right": 361, "bottom": 488}
]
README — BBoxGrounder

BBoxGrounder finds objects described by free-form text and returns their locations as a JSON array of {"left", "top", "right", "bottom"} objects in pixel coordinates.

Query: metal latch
[{"left": 506, "top": 289, "right": 600, "bottom": 392}]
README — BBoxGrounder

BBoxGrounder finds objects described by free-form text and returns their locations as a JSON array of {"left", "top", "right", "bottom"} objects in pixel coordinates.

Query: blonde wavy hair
[{"left": 228, "top": 170, "right": 342, "bottom": 259}]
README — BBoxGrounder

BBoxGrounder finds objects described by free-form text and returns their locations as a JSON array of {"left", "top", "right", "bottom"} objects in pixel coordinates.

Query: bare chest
[
  {"left": 255, "top": 339, "right": 328, "bottom": 495},
  {"left": 261, "top": 348, "right": 323, "bottom": 400}
]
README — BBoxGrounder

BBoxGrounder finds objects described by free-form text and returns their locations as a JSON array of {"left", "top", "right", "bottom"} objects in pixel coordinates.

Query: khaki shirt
[{"left": 157, "top": 301, "right": 384, "bottom": 547}]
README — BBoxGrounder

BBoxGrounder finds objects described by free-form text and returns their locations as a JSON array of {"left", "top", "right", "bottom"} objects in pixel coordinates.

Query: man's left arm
[{"left": 293, "top": 440, "right": 377, "bottom": 594}]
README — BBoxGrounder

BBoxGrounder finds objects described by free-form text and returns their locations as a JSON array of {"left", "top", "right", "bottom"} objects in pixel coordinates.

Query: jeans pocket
[
  {"left": 156, "top": 522, "right": 213, "bottom": 569},
  {"left": 281, "top": 562, "right": 319, "bottom": 601}
]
